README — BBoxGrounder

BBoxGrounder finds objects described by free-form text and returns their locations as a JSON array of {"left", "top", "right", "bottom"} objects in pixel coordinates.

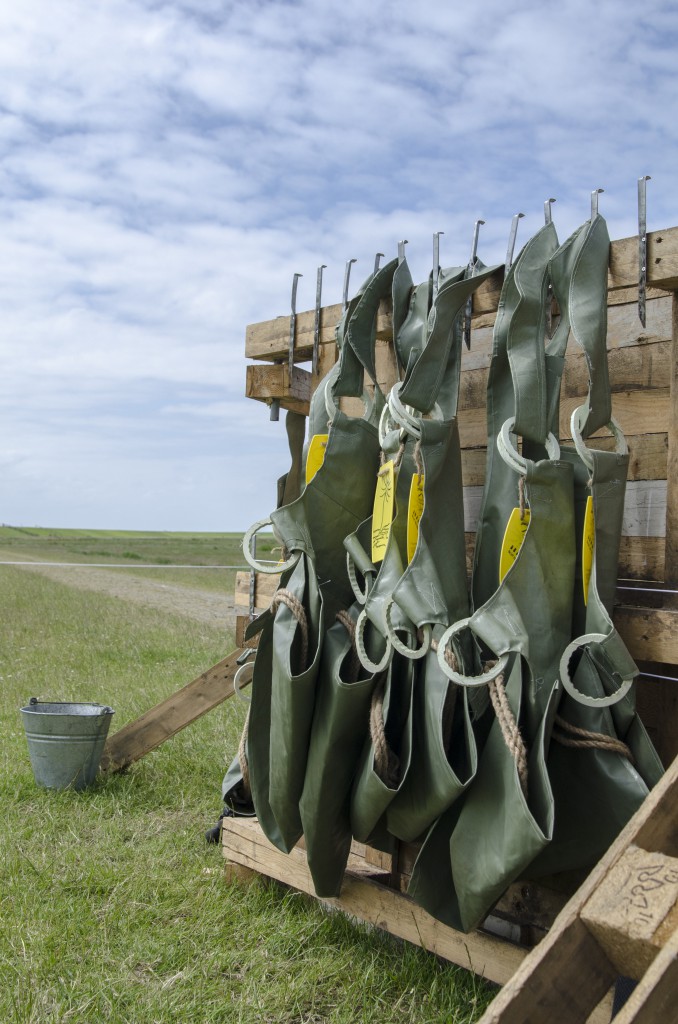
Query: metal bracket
[
  {"left": 544, "top": 199, "right": 556, "bottom": 337},
  {"left": 505, "top": 213, "right": 525, "bottom": 273},
  {"left": 373, "top": 252, "right": 385, "bottom": 275},
  {"left": 638, "top": 175, "right": 651, "bottom": 328},
  {"left": 432, "top": 231, "right": 444, "bottom": 305},
  {"left": 248, "top": 532, "right": 257, "bottom": 620},
  {"left": 312, "top": 264, "right": 326, "bottom": 376},
  {"left": 544, "top": 197, "right": 556, "bottom": 224},
  {"left": 397, "top": 239, "right": 408, "bottom": 265},
  {"left": 288, "top": 272, "right": 303, "bottom": 377},
  {"left": 463, "top": 220, "right": 484, "bottom": 349},
  {"left": 591, "top": 188, "right": 604, "bottom": 219},
  {"left": 342, "top": 258, "right": 357, "bottom": 313}
]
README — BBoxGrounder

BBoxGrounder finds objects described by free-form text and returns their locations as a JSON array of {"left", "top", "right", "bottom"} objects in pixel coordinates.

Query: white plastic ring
[
  {"left": 346, "top": 551, "right": 373, "bottom": 605},
  {"left": 559, "top": 632, "right": 635, "bottom": 708},
  {"left": 497, "top": 418, "right": 560, "bottom": 474},
  {"left": 324, "top": 376, "right": 374, "bottom": 422},
  {"left": 233, "top": 661, "right": 254, "bottom": 703},
  {"left": 242, "top": 518, "right": 299, "bottom": 575},
  {"left": 570, "top": 405, "right": 628, "bottom": 472},
  {"left": 388, "top": 381, "right": 443, "bottom": 435},
  {"left": 436, "top": 618, "right": 510, "bottom": 687},
  {"left": 383, "top": 597, "right": 432, "bottom": 660},
  {"left": 355, "top": 607, "right": 394, "bottom": 674}
]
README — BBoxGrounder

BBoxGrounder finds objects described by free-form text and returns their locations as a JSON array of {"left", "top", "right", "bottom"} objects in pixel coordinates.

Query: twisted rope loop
[
  {"left": 271, "top": 587, "right": 309, "bottom": 671},
  {"left": 370, "top": 677, "right": 401, "bottom": 787},
  {"left": 487, "top": 670, "right": 529, "bottom": 796},
  {"left": 336, "top": 609, "right": 361, "bottom": 682},
  {"left": 552, "top": 714, "right": 635, "bottom": 763}
]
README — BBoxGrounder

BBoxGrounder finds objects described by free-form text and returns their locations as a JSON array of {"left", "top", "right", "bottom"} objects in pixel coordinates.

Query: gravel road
[{"left": 5, "top": 558, "right": 236, "bottom": 631}]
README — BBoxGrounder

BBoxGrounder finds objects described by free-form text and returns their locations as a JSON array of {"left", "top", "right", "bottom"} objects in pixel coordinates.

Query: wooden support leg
[{"left": 100, "top": 648, "right": 245, "bottom": 772}]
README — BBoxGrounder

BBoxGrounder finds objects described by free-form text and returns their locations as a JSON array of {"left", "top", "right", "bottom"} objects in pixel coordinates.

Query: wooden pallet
[{"left": 476, "top": 749, "right": 678, "bottom": 1023}]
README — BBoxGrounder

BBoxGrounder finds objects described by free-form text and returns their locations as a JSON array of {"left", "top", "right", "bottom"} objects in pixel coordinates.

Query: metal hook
[
  {"left": 342, "top": 258, "right": 357, "bottom": 313},
  {"left": 591, "top": 188, "right": 604, "bottom": 219},
  {"left": 271, "top": 271, "right": 303, "bottom": 420},
  {"left": 373, "top": 252, "right": 385, "bottom": 275},
  {"left": 312, "top": 264, "right": 327, "bottom": 376},
  {"left": 638, "top": 175, "right": 651, "bottom": 328},
  {"left": 463, "top": 220, "right": 485, "bottom": 349},
  {"left": 505, "top": 213, "right": 525, "bottom": 273},
  {"left": 544, "top": 198, "right": 556, "bottom": 225},
  {"left": 398, "top": 240, "right": 408, "bottom": 265},
  {"left": 432, "top": 231, "right": 444, "bottom": 304}
]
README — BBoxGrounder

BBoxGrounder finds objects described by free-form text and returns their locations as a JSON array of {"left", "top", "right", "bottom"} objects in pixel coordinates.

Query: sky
[{"left": 1, "top": 0, "right": 677, "bottom": 532}]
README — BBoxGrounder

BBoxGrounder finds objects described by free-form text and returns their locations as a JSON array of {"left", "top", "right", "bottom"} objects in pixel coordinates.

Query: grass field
[{"left": 1, "top": 530, "right": 495, "bottom": 1023}]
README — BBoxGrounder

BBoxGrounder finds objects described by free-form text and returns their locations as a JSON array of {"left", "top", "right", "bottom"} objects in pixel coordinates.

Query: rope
[
  {"left": 487, "top": 670, "right": 529, "bottom": 796},
  {"left": 431, "top": 636, "right": 457, "bottom": 671},
  {"left": 271, "top": 588, "right": 309, "bottom": 670},
  {"left": 335, "top": 609, "right": 361, "bottom": 682},
  {"left": 552, "top": 714, "right": 635, "bottom": 763},
  {"left": 518, "top": 475, "right": 527, "bottom": 521},
  {"left": 413, "top": 439, "right": 424, "bottom": 479},
  {"left": 369, "top": 678, "right": 401, "bottom": 788},
  {"left": 238, "top": 706, "right": 251, "bottom": 801}
]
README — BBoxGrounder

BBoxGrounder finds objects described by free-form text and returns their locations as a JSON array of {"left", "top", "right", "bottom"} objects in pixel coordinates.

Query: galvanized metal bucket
[{"left": 20, "top": 697, "right": 115, "bottom": 791}]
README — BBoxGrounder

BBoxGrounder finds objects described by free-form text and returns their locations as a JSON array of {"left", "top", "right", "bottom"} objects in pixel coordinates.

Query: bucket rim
[{"left": 21, "top": 699, "right": 115, "bottom": 716}]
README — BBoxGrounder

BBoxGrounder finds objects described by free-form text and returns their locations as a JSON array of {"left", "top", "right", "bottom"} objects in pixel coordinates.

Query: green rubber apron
[
  {"left": 408, "top": 221, "right": 568, "bottom": 933},
  {"left": 296, "top": 259, "right": 415, "bottom": 897},
  {"left": 348, "top": 261, "right": 499, "bottom": 849},
  {"left": 243, "top": 258, "right": 398, "bottom": 854},
  {"left": 527, "top": 214, "right": 664, "bottom": 877}
]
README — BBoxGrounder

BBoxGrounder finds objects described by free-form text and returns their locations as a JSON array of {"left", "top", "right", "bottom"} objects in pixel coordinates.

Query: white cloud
[{"left": 0, "top": 0, "right": 676, "bottom": 530}]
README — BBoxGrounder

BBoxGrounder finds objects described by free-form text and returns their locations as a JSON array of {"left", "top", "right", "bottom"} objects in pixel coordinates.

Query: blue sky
[{"left": 1, "top": 0, "right": 677, "bottom": 531}]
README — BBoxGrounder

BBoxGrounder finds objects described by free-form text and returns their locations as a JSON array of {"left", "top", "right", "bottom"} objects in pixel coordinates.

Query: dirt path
[{"left": 3, "top": 557, "right": 236, "bottom": 631}]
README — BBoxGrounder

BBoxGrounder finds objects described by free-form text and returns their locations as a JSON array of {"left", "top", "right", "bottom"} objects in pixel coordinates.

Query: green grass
[
  {"left": 0, "top": 525, "right": 279, "bottom": 595},
  {"left": 1, "top": 543, "right": 496, "bottom": 1024}
]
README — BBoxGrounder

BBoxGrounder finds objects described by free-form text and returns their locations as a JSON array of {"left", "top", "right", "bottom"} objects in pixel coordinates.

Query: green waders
[
  {"left": 528, "top": 214, "right": 663, "bottom": 877},
  {"left": 244, "top": 258, "right": 398, "bottom": 854},
  {"left": 408, "top": 221, "right": 567, "bottom": 932},
  {"left": 347, "top": 260, "right": 499, "bottom": 851}
]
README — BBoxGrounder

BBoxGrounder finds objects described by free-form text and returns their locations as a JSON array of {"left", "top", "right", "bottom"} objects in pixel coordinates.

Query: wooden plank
[
  {"left": 581, "top": 844, "right": 678, "bottom": 979},
  {"left": 617, "top": 536, "right": 665, "bottom": 582},
  {"left": 614, "top": 607, "right": 678, "bottom": 665},
  {"left": 234, "top": 569, "right": 279, "bottom": 613},
  {"left": 245, "top": 363, "right": 311, "bottom": 416},
  {"left": 100, "top": 650, "right": 241, "bottom": 772},
  {"left": 221, "top": 816, "right": 526, "bottom": 986},
  {"left": 245, "top": 300, "right": 392, "bottom": 363},
  {"left": 664, "top": 294, "right": 678, "bottom": 585},
  {"left": 463, "top": 481, "right": 667, "bottom": 538},
  {"left": 613, "top": 925, "right": 678, "bottom": 1024},
  {"left": 609, "top": 228, "right": 678, "bottom": 293},
  {"left": 458, "top": 340, "right": 671, "bottom": 415},
  {"left": 476, "top": 753, "right": 678, "bottom": 1024}
]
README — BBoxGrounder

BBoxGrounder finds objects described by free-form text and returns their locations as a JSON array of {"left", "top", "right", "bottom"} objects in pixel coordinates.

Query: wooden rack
[
  {"left": 224, "top": 226, "right": 678, "bottom": 1021},
  {"left": 101, "top": 226, "right": 678, "bottom": 1023}
]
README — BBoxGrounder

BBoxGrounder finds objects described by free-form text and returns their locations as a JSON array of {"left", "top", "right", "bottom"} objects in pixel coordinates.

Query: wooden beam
[
  {"left": 580, "top": 844, "right": 678, "bottom": 979},
  {"left": 613, "top": 925, "right": 678, "bottom": 1023},
  {"left": 100, "top": 650, "right": 242, "bottom": 772},
  {"left": 664, "top": 293, "right": 678, "bottom": 585},
  {"left": 476, "top": 752, "right": 678, "bottom": 1024},
  {"left": 609, "top": 228, "right": 678, "bottom": 293},
  {"left": 245, "top": 363, "right": 311, "bottom": 416},
  {"left": 614, "top": 607, "right": 678, "bottom": 665}
]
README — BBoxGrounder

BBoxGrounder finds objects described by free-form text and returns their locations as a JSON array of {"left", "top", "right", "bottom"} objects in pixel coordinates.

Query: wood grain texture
[
  {"left": 100, "top": 650, "right": 241, "bottom": 772},
  {"left": 221, "top": 816, "right": 526, "bottom": 986}
]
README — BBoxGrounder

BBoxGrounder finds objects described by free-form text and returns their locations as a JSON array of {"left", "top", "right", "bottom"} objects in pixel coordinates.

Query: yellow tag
[
  {"left": 305, "top": 434, "right": 328, "bottom": 485},
  {"left": 582, "top": 495, "right": 595, "bottom": 605},
  {"left": 371, "top": 460, "right": 395, "bottom": 563},
  {"left": 499, "top": 508, "right": 531, "bottom": 583},
  {"left": 407, "top": 474, "right": 425, "bottom": 563}
]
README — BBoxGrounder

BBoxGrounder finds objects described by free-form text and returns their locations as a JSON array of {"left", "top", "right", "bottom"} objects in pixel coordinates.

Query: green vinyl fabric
[
  {"left": 245, "top": 258, "right": 398, "bottom": 853},
  {"left": 528, "top": 215, "right": 664, "bottom": 877},
  {"left": 348, "top": 262, "right": 500, "bottom": 849},
  {"left": 408, "top": 222, "right": 572, "bottom": 932}
]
